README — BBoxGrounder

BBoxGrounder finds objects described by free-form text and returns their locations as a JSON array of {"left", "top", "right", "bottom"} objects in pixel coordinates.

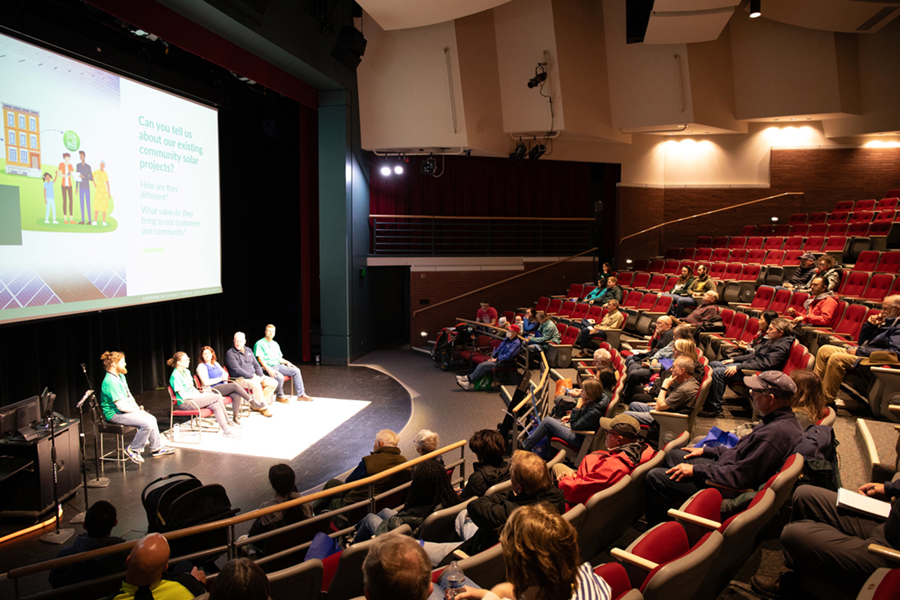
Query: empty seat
[
  {"left": 745, "top": 236, "right": 764, "bottom": 250},
  {"left": 535, "top": 297, "right": 551, "bottom": 312},
  {"left": 827, "top": 211, "right": 849, "bottom": 224},
  {"left": 721, "top": 263, "right": 743, "bottom": 281},
  {"left": 661, "top": 260, "right": 681, "bottom": 275},
  {"left": 629, "top": 273, "right": 651, "bottom": 290},
  {"left": 710, "top": 248, "right": 730, "bottom": 263},
  {"left": 808, "top": 222, "right": 828, "bottom": 235},
  {"left": 782, "top": 341, "right": 815, "bottom": 375},
  {"left": 782, "top": 250, "right": 805, "bottom": 265},
  {"left": 827, "top": 223, "right": 848, "bottom": 236},
  {"left": 727, "top": 236, "right": 747, "bottom": 250},
  {"left": 781, "top": 291, "right": 809, "bottom": 316},
  {"left": 664, "top": 275, "right": 680, "bottom": 292},
  {"left": 839, "top": 271, "right": 871, "bottom": 298},
  {"left": 876, "top": 197, "right": 899, "bottom": 210},
  {"left": 855, "top": 199, "right": 876, "bottom": 211},
  {"left": 727, "top": 249, "right": 747, "bottom": 263},
  {"left": 802, "top": 236, "right": 825, "bottom": 252},
  {"left": 875, "top": 251, "right": 900, "bottom": 274},
  {"left": 807, "top": 212, "right": 827, "bottom": 224},
  {"left": 569, "top": 302, "right": 591, "bottom": 322},
  {"left": 772, "top": 224, "right": 791, "bottom": 236},
  {"left": 788, "top": 213, "right": 807, "bottom": 224},
  {"left": 827, "top": 303, "right": 870, "bottom": 344},
  {"left": 833, "top": 200, "right": 854, "bottom": 211},
  {"left": 756, "top": 224, "right": 775, "bottom": 236},
  {"left": 737, "top": 285, "right": 774, "bottom": 313},
  {"left": 746, "top": 249, "right": 766, "bottom": 264},
  {"left": 782, "top": 236, "right": 803, "bottom": 252},
  {"left": 695, "top": 236, "right": 712, "bottom": 248},
  {"left": 647, "top": 260, "right": 665, "bottom": 273},
  {"left": 617, "top": 272, "right": 634, "bottom": 287},
  {"left": 708, "top": 262, "right": 728, "bottom": 280},
  {"left": 859, "top": 274, "right": 895, "bottom": 303},
  {"left": 632, "top": 260, "right": 650, "bottom": 272},
  {"left": 694, "top": 248, "right": 712, "bottom": 261},
  {"left": 679, "top": 248, "right": 696, "bottom": 260},
  {"left": 546, "top": 298, "right": 563, "bottom": 315},
  {"left": 763, "top": 250, "right": 785, "bottom": 265},
  {"left": 712, "top": 236, "right": 730, "bottom": 248},
  {"left": 823, "top": 236, "right": 847, "bottom": 256},
  {"left": 621, "top": 290, "right": 644, "bottom": 309},
  {"left": 740, "top": 225, "right": 757, "bottom": 236},
  {"left": 854, "top": 251, "right": 881, "bottom": 272},
  {"left": 723, "top": 265, "right": 762, "bottom": 304},
  {"left": 645, "top": 274, "right": 667, "bottom": 292},
  {"left": 850, "top": 210, "right": 875, "bottom": 223},
  {"left": 762, "top": 237, "right": 784, "bottom": 251},
  {"left": 768, "top": 288, "right": 791, "bottom": 314},
  {"left": 664, "top": 247, "right": 681, "bottom": 260},
  {"left": 789, "top": 224, "right": 809, "bottom": 236},
  {"left": 846, "top": 221, "right": 870, "bottom": 237},
  {"left": 875, "top": 209, "right": 896, "bottom": 223},
  {"left": 886, "top": 190, "right": 900, "bottom": 198}
]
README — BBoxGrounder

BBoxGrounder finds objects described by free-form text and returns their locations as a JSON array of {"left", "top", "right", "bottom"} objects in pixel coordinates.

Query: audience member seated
[
  {"left": 245, "top": 464, "right": 311, "bottom": 556},
  {"left": 789, "top": 371, "right": 829, "bottom": 430},
  {"left": 661, "top": 265, "right": 695, "bottom": 302},
  {"left": 49, "top": 501, "right": 125, "bottom": 588},
  {"left": 624, "top": 355, "right": 700, "bottom": 426},
  {"left": 632, "top": 339, "right": 703, "bottom": 401},
  {"left": 254, "top": 323, "right": 312, "bottom": 402},
  {"left": 645, "top": 371, "right": 802, "bottom": 525},
  {"left": 521, "top": 307, "right": 538, "bottom": 335},
  {"left": 814, "top": 295, "right": 900, "bottom": 404},
  {"left": 624, "top": 322, "right": 692, "bottom": 398},
  {"left": 552, "top": 414, "right": 654, "bottom": 507},
  {"left": 414, "top": 428, "right": 441, "bottom": 463},
  {"left": 353, "top": 459, "right": 460, "bottom": 543},
  {"left": 718, "top": 310, "right": 778, "bottom": 360},
  {"left": 100, "top": 351, "right": 174, "bottom": 464},
  {"left": 457, "top": 325, "right": 522, "bottom": 390},
  {"left": 750, "top": 480, "right": 900, "bottom": 599},
  {"left": 209, "top": 558, "right": 269, "bottom": 600},
  {"left": 168, "top": 352, "right": 238, "bottom": 438},
  {"left": 585, "top": 276, "right": 622, "bottom": 306},
  {"left": 477, "top": 301, "right": 499, "bottom": 327},
  {"left": 598, "top": 262, "right": 615, "bottom": 288},
  {"left": 787, "top": 276, "right": 838, "bottom": 327},
  {"left": 197, "top": 346, "right": 268, "bottom": 420},
  {"left": 225, "top": 331, "right": 277, "bottom": 408},
  {"left": 460, "top": 430, "right": 511, "bottom": 501},
  {"left": 526, "top": 311, "right": 560, "bottom": 356},
  {"left": 778, "top": 252, "right": 817, "bottom": 290},
  {"left": 521, "top": 379, "right": 608, "bottom": 453},
  {"left": 106, "top": 533, "right": 207, "bottom": 600},
  {"left": 423, "top": 450, "right": 565, "bottom": 566},
  {"left": 625, "top": 316, "right": 675, "bottom": 369},
  {"left": 796, "top": 254, "right": 841, "bottom": 293},
  {"left": 314, "top": 429, "right": 410, "bottom": 521},
  {"left": 451, "top": 504, "right": 613, "bottom": 600},
  {"left": 683, "top": 290, "right": 720, "bottom": 329},
  {"left": 700, "top": 317, "right": 795, "bottom": 418},
  {"left": 577, "top": 299, "right": 624, "bottom": 355},
  {"left": 669, "top": 263, "right": 715, "bottom": 318},
  {"left": 363, "top": 533, "right": 434, "bottom": 600}
]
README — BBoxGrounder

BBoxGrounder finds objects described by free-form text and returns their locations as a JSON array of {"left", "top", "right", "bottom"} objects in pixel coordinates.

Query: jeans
[
  {"left": 421, "top": 510, "right": 479, "bottom": 567},
  {"left": 644, "top": 448, "right": 718, "bottom": 525},
  {"left": 78, "top": 186, "right": 91, "bottom": 222},
  {"left": 579, "top": 327, "right": 607, "bottom": 349},
  {"left": 708, "top": 361, "right": 743, "bottom": 411},
  {"left": 109, "top": 410, "right": 162, "bottom": 452},
  {"left": 354, "top": 508, "right": 397, "bottom": 543},
  {"left": 274, "top": 364, "right": 305, "bottom": 397},
  {"left": 469, "top": 360, "right": 499, "bottom": 382},
  {"left": 521, "top": 417, "right": 579, "bottom": 451},
  {"left": 45, "top": 197, "right": 56, "bottom": 221},
  {"left": 670, "top": 296, "right": 697, "bottom": 318},
  {"left": 624, "top": 401, "right": 655, "bottom": 425}
]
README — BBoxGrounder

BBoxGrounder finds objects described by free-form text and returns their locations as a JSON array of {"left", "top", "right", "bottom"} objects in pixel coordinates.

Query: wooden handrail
[
  {"left": 413, "top": 248, "right": 597, "bottom": 316},
  {"left": 6, "top": 440, "right": 466, "bottom": 580},
  {"left": 370, "top": 214, "right": 594, "bottom": 222},
  {"left": 619, "top": 192, "right": 804, "bottom": 244}
]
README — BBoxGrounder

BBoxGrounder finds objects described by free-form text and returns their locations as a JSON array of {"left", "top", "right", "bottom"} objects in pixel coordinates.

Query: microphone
[{"left": 76, "top": 389, "right": 93, "bottom": 409}]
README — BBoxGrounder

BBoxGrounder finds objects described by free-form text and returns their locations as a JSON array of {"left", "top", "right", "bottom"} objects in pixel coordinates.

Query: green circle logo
[{"left": 63, "top": 130, "right": 80, "bottom": 151}]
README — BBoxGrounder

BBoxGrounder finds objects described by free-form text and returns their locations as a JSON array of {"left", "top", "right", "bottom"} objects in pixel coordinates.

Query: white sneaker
[
  {"left": 52, "top": 220, "right": 58, "bottom": 224},
  {"left": 102, "top": 221, "right": 108, "bottom": 226},
  {"left": 44, "top": 219, "right": 49, "bottom": 224},
  {"left": 456, "top": 379, "right": 474, "bottom": 391},
  {"left": 222, "top": 428, "right": 241, "bottom": 438},
  {"left": 92, "top": 221, "right": 98, "bottom": 225}
]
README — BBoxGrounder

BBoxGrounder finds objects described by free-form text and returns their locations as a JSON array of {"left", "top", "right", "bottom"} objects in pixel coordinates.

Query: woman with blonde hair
[
  {"left": 168, "top": 351, "right": 238, "bottom": 438},
  {"left": 790, "top": 370, "right": 828, "bottom": 430},
  {"left": 455, "top": 503, "right": 612, "bottom": 600}
]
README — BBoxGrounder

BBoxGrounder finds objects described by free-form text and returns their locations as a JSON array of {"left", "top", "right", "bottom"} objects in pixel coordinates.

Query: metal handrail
[
  {"left": 5, "top": 440, "right": 467, "bottom": 582},
  {"left": 619, "top": 192, "right": 804, "bottom": 244},
  {"left": 413, "top": 247, "right": 597, "bottom": 316}
]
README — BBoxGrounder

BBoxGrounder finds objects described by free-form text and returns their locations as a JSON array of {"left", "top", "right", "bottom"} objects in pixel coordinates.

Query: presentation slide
[{"left": 0, "top": 33, "right": 221, "bottom": 326}]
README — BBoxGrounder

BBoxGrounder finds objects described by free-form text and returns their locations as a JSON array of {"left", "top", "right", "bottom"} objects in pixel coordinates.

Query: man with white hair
[
  {"left": 814, "top": 294, "right": 900, "bottom": 404},
  {"left": 225, "top": 331, "right": 277, "bottom": 412},
  {"left": 684, "top": 290, "right": 720, "bottom": 327}
]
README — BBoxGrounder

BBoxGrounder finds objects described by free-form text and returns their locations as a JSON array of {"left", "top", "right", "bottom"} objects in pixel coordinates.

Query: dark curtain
[{"left": 370, "top": 155, "right": 594, "bottom": 218}]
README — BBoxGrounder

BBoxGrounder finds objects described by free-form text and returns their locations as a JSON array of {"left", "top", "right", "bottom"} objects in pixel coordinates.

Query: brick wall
[
  {"left": 617, "top": 147, "right": 900, "bottom": 260},
  {"left": 410, "top": 260, "right": 596, "bottom": 346}
]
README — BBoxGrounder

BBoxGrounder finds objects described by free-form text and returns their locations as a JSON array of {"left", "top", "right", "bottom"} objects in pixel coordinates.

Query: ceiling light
[
  {"left": 509, "top": 142, "right": 527, "bottom": 161},
  {"left": 750, "top": 0, "right": 761, "bottom": 18},
  {"left": 771, "top": 216, "right": 779, "bottom": 222},
  {"left": 528, "top": 144, "right": 546, "bottom": 160},
  {"left": 626, "top": 259, "right": 633, "bottom": 264},
  {"left": 394, "top": 165, "right": 403, "bottom": 174},
  {"left": 380, "top": 166, "right": 391, "bottom": 176}
]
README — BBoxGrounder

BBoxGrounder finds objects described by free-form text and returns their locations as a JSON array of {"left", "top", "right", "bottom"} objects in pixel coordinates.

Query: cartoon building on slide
[{"left": 3, "top": 103, "right": 41, "bottom": 176}]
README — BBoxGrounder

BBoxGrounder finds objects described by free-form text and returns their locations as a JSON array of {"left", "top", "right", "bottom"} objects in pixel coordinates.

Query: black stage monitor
[
  {"left": 0, "top": 408, "right": 16, "bottom": 438},
  {"left": 15, "top": 396, "right": 41, "bottom": 430}
]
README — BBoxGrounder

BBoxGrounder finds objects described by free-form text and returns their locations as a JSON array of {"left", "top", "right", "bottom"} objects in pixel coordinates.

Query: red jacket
[
  {"left": 558, "top": 444, "right": 655, "bottom": 506},
  {"left": 797, "top": 294, "right": 839, "bottom": 327}
]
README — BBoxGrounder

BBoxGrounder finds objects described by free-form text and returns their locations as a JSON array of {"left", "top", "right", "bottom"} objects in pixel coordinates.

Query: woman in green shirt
[{"left": 168, "top": 351, "right": 238, "bottom": 438}]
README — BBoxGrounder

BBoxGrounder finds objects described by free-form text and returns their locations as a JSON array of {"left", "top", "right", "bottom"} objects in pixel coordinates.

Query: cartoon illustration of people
[
  {"left": 43, "top": 172, "right": 58, "bottom": 224},
  {"left": 57, "top": 152, "right": 74, "bottom": 224},
  {"left": 93, "top": 160, "right": 110, "bottom": 226},
  {"left": 75, "top": 150, "right": 94, "bottom": 225}
]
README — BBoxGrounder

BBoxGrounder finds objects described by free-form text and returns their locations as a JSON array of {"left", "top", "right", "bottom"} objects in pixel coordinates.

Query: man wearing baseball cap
[
  {"left": 645, "top": 370, "right": 803, "bottom": 525},
  {"left": 778, "top": 252, "right": 817, "bottom": 291},
  {"left": 457, "top": 325, "right": 522, "bottom": 391},
  {"left": 553, "top": 414, "right": 655, "bottom": 507}
]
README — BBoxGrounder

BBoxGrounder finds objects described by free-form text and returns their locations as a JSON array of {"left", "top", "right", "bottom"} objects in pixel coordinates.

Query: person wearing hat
[
  {"left": 457, "top": 325, "right": 522, "bottom": 391},
  {"left": 644, "top": 370, "right": 803, "bottom": 525},
  {"left": 778, "top": 252, "right": 817, "bottom": 290},
  {"left": 552, "top": 414, "right": 655, "bottom": 507},
  {"left": 813, "top": 295, "right": 900, "bottom": 404}
]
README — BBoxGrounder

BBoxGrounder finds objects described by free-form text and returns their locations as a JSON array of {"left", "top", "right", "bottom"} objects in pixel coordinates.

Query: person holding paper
[{"left": 750, "top": 480, "right": 900, "bottom": 598}]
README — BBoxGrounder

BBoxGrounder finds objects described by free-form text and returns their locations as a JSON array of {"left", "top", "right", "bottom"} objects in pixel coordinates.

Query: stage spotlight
[
  {"left": 421, "top": 156, "right": 437, "bottom": 175},
  {"left": 380, "top": 166, "right": 391, "bottom": 176},
  {"left": 509, "top": 143, "right": 527, "bottom": 161},
  {"left": 749, "top": 0, "right": 761, "bottom": 18},
  {"left": 527, "top": 72, "right": 547, "bottom": 89},
  {"left": 394, "top": 165, "right": 404, "bottom": 175},
  {"left": 529, "top": 143, "right": 546, "bottom": 160}
]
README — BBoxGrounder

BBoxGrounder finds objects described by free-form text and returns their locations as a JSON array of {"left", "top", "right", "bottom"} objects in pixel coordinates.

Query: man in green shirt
[
  {"left": 254, "top": 324, "right": 312, "bottom": 402},
  {"left": 99, "top": 351, "right": 174, "bottom": 464}
]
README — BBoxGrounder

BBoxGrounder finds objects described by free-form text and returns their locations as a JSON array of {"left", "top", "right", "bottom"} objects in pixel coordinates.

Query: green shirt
[
  {"left": 169, "top": 368, "right": 198, "bottom": 403},
  {"left": 254, "top": 338, "right": 283, "bottom": 367},
  {"left": 100, "top": 372, "right": 130, "bottom": 420}
]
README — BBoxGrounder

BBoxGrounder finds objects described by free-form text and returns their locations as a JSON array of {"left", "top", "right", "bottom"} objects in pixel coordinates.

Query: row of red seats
[
  {"left": 833, "top": 196, "right": 900, "bottom": 212},
  {"left": 691, "top": 220, "right": 894, "bottom": 251}
]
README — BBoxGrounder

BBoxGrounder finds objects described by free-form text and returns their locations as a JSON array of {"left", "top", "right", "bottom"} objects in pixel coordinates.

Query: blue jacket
[
  {"left": 522, "top": 318, "right": 538, "bottom": 334},
  {"left": 856, "top": 317, "right": 900, "bottom": 358},
  {"left": 493, "top": 337, "right": 522, "bottom": 362}
]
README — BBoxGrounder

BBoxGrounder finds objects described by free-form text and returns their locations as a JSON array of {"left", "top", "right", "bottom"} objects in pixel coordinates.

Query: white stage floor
[{"left": 164, "top": 397, "right": 370, "bottom": 460}]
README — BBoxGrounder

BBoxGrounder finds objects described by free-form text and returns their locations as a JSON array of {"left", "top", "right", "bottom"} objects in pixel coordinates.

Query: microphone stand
[
  {"left": 71, "top": 364, "right": 109, "bottom": 525},
  {"left": 39, "top": 394, "right": 75, "bottom": 544}
]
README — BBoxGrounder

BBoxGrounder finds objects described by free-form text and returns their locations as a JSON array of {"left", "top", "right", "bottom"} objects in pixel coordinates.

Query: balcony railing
[{"left": 370, "top": 214, "right": 594, "bottom": 256}]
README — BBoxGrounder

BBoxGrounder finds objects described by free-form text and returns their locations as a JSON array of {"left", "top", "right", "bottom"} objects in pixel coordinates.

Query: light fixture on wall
[
  {"left": 421, "top": 155, "right": 437, "bottom": 175},
  {"left": 529, "top": 143, "right": 546, "bottom": 160},
  {"left": 749, "top": 0, "right": 761, "bottom": 18},
  {"left": 509, "top": 142, "right": 527, "bottom": 161},
  {"left": 380, "top": 165, "right": 391, "bottom": 176},
  {"left": 771, "top": 216, "right": 779, "bottom": 222}
]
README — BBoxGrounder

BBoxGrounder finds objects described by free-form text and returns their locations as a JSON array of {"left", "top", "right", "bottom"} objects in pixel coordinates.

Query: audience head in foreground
[
  {"left": 112, "top": 533, "right": 206, "bottom": 599},
  {"left": 363, "top": 533, "right": 432, "bottom": 600},
  {"left": 414, "top": 429, "right": 440, "bottom": 456},
  {"left": 210, "top": 558, "right": 269, "bottom": 600}
]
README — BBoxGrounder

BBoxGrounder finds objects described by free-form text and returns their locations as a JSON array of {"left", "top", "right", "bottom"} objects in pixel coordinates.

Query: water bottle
[{"left": 444, "top": 560, "right": 465, "bottom": 599}]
